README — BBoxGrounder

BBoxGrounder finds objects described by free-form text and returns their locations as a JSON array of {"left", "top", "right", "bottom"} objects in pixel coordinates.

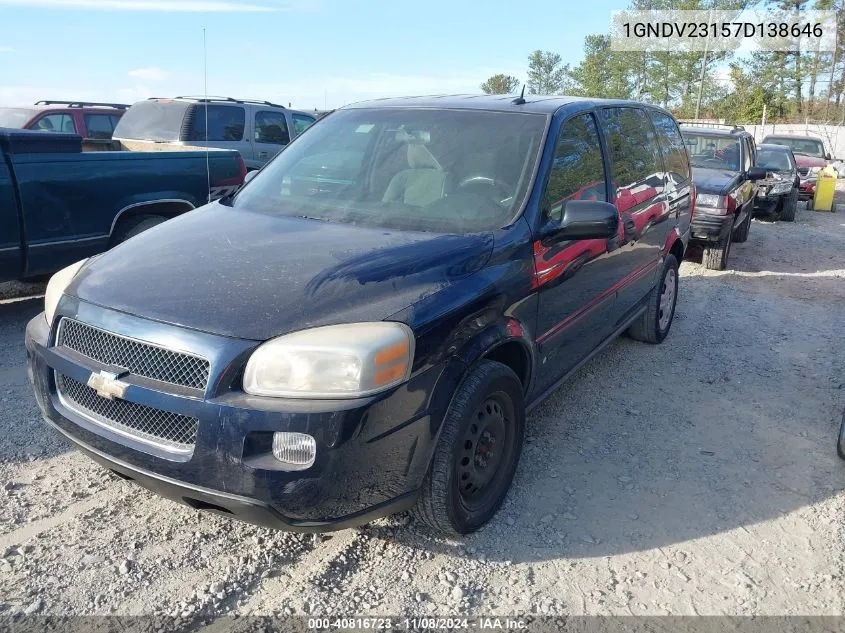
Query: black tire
[
  {"left": 732, "top": 209, "right": 751, "bottom": 243},
  {"left": 702, "top": 229, "right": 731, "bottom": 270},
  {"left": 838, "top": 408, "right": 845, "bottom": 461},
  {"left": 779, "top": 189, "right": 797, "bottom": 222},
  {"left": 412, "top": 360, "right": 525, "bottom": 535},
  {"left": 112, "top": 214, "right": 168, "bottom": 245},
  {"left": 627, "top": 254, "right": 679, "bottom": 344}
]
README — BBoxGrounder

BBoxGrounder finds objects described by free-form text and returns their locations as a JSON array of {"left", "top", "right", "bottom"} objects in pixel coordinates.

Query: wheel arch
[{"left": 109, "top": 199, "right": 195, "bottom": 244}]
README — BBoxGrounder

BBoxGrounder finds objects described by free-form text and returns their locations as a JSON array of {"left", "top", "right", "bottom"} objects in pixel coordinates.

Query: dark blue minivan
[{"left": 26, "top": 95, "right": 693, "bottom": 535}]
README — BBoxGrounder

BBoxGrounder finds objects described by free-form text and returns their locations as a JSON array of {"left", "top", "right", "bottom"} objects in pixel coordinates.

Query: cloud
[
  {"left": 128, "top": 67, "right": 171, "bottom": 81},
  {"left": 0, "top": 0, "right": 283, "bottom": 11}
]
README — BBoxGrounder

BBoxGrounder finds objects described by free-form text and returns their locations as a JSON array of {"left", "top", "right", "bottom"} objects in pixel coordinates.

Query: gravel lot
[{"left": 1, "top": 201, "right": 844, "bottom": 626}]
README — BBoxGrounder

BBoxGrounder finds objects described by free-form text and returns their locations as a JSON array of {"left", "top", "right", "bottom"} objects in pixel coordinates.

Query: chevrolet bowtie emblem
[{"left": 87, "top": 370, "right": 130, "bottom": 400}]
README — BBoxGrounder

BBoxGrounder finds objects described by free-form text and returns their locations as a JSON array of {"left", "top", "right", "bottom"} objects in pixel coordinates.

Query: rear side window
[
  {"left": 255, "top": 110, "right": 290, "bottom": 144},
  {"left": 292, "top": 113, "right": 316, "bottom": 137},
  {"left": 84, "top": 114, "right": 117, "bottom": 139},
  {"left": 599, "top": 107, "right": 664, "bottom": 207},
  {"left": 648, "top": 111, "right": 691, "bottom": 182},
  {"left": 113, "top": 100, "right": 189, "bottom": 141},
  {"left": 189, "top": 105, "right": 245, "bottom": 142},
  {"left": 543, "top": 113, "right": 607, "bottom": 223}
]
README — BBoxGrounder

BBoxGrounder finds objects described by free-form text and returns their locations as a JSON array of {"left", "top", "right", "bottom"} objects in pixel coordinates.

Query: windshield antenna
[
  {"left": 203, "top": 27, "right": 211, "bottom": 204},
  {"left": 512, "top": 85, "right": 526, "bottom": 106}
]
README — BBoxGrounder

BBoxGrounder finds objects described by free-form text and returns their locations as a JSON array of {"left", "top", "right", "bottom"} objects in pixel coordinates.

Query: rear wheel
[
  {"left": 779, "top": 189, "right": 797, "bottom": 222},
  {"left": 112, "top": 214, "right": 168, "bottom": 245},
  {"left": 412, "top": 360, "right": 524, "bottom": 535},
  {"left": 702, "top": 230, "right": 731, "bottom": 270},
  {"left": 627, "top": 254, "right": 679, "bottom": 344}
]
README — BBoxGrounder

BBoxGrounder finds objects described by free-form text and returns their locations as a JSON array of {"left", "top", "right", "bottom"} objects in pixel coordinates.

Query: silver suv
[{"left": 113, "top": 96, "right": 317, "bottom": 169}]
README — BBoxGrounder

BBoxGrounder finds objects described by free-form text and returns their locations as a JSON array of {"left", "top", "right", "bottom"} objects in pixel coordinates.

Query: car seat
[{"left": 382, "top": 144, "right": 447, "bottom": 207}]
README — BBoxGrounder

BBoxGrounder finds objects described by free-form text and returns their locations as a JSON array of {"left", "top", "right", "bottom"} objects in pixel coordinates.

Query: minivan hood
[
  {"left": 690, "top": 167, "right": 739, "bottom": 195},
  {"left": 70, "top": 203, "right": 493, "bottom": 340}
]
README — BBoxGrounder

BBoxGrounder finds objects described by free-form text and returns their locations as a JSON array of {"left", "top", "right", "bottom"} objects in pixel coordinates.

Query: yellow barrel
[{"left": 813, "top": 165, "right": 837, "bottom": 212}]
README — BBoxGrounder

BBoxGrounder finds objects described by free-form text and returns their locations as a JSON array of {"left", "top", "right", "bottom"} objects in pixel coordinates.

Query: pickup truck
[{"left": 0, "top": 128, "right": 245, "bottom": 282}]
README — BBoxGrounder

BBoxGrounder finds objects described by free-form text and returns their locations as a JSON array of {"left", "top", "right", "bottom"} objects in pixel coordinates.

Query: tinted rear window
[
  {"left": 113, "top": 100, "right": 189, "bottom": 141},
  {"left": 0, "top": 108, "right": 38, "bottom": 128},
  {"left": 187, "top": 105, "right": 245, "bottom": 142}
]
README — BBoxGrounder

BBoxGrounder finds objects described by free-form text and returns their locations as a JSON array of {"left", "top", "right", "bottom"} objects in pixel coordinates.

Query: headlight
[
  {"left": 770, "top": 181, "right": 793, "bottom": 194},
  {"left": 807, "top": 167, "right": 821, "bottom": 178},
  {"left": 243, "top": 322, "right": 415, "bottom": 398},
  {"left": 44, "top": 259, "right": 88, "bottom": 325},
  {"left": 696, "top": 193, "right": 722, "bottom": 207}
]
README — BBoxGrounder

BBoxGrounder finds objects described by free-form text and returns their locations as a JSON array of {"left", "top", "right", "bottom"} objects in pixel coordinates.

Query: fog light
[{"left": 272, "top": 432, "right": 316, "bottom": 469}]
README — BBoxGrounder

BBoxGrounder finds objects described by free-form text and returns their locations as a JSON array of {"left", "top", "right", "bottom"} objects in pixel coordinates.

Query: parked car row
[{"left": 679, "top": 122, "right": 837, "bottom": 270}]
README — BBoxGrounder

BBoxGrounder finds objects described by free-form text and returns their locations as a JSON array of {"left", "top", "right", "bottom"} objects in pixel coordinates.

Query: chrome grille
[
  {"left": 57, "top": 318, "right": 209, "bottom": 391},
  {"left": 56, "top": 373, "right": 198, "bottom": 452}
]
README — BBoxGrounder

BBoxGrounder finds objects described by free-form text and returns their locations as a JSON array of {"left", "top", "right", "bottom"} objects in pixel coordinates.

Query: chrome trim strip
[
  {"left": 57, "top": 317, "right": 209, "bottom": 367},
  {"left": 109, "top": 198, "right": 196, "bottom": 236},
  {"left": 55, "top": 372, "right": 194, "bottom": 456}
]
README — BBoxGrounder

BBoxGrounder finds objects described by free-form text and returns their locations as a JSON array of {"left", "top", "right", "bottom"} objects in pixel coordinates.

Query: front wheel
[
  {"left": 627, "top": 254, "right": 679, "bottom": 344},
  {"left": 703, "top": 230, "right": 731, "bottom": 270},
  {"left": 780, "top": 189, "right": 797, "bottom": 222},
  {"left": 412, "top": 360, "right": 525, "bottom": 535},
  {"left": 732, "top": 209, "right": 751, "bottom": 243},
  {"left": 837, "top": 408, "right": 845, "bottom": 461}
]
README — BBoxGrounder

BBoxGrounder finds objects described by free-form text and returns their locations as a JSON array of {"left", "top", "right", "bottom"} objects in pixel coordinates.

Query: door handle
[{"left": 258, "top": 151, "right": 269, "bottom": 158}]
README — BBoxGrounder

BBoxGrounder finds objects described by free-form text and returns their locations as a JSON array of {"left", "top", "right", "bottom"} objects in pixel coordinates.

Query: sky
[{"left": 0, "top": 0, "right": 623, "bottom": 110}]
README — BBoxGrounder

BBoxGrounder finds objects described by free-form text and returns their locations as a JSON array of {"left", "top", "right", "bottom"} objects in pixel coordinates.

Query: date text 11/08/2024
[{"left": 307, "top": 617, "right": 529, "bottom": 630}]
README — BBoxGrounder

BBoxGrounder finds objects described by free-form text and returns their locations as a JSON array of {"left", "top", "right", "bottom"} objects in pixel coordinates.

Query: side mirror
[
  {"left": 746, "top": 166, "right": 768, "bottom": 180},
  {"left": 243, "top": 170, "right": 258, "bottom": 185},
  {"left": 543, "top": 200, "right": 619, "bottom": 243}
]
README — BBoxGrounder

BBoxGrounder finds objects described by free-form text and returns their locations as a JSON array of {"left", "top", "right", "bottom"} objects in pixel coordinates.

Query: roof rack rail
[
  {"left": 35, "top": 100, "right": 129, "bottom": 109},
  {"left": 166, "top": 95, "right": 287, "bottom": 109},
  {"left": 678, "top": 120, "right": 745, "bottom": 132}
]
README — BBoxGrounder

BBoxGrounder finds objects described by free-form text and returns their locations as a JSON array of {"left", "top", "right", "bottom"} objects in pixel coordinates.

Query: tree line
[{"left": 480, "top": 0, "right": 845, "bottom": 124}]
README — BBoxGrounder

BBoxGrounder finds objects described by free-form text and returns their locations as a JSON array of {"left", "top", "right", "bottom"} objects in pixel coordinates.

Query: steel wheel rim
[
  {"left": 658, "top": 268, "right": 676, "bottom": 330},
  {"left": 456, "top": 392, "right": 515, "bottom": 511}
]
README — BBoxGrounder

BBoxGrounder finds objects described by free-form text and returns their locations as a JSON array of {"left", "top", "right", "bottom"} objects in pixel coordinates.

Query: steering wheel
[{"left": 457, "top": 176, "right": 514, "bottom": 204}]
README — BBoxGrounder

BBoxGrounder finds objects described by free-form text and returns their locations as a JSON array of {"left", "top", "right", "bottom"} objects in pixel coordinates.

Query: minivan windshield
[
  {"left": 232, "top": 108, "right": 548, "bottom": 233},
  {"left": 682, "top": 132, "right": 742, "bottom": 171},
  {"left": 763, "top": 137, "right": 825, "bottom": 158},
  {"left": 113, "top": 100, "right": 190, "bottom": 141}
]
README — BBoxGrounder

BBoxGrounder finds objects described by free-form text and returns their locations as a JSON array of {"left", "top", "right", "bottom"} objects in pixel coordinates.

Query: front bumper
[
  {"left": 690, "top": 211, "right": 732, "bottom": 243},
  {"left": 26, "top": 301, "right": 462, "bottom": 531},
  {"left": 798, "top": 179, "right": 816, "bottom": 200}
]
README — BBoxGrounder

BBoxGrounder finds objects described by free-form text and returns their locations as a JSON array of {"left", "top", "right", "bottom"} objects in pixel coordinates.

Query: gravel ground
[{"left": 0, "top": 200, "right": 844, "bottom": 626}]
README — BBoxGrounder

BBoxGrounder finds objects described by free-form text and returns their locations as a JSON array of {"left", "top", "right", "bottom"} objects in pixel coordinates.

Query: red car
[
  {"left": 761, "top": 135, "right": 830, "bottom": 201},
  {"left": 0, "top": 101, "right": 128, "bottom": 141}
]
